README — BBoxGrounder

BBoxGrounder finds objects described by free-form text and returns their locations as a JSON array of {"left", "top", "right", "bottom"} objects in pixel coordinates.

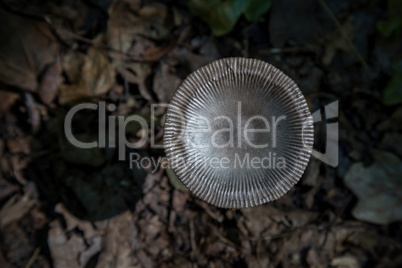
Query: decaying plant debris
[{"left": 0, "top": 0, "right": 401, "bottom": 267}]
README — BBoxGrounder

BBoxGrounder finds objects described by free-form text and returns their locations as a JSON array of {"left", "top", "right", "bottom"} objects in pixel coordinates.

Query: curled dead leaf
[
  {"left": 0, "top": 7, "right": 59, "bottom": 102},
  {"left": 59, "top": 48, "right": 115, "bottom": 104}
]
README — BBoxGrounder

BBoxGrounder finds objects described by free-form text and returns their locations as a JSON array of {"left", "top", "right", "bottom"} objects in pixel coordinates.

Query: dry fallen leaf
[
  {"left": 1, "top": 222, "right": 35, "bottom": 266},
  {"left": 105, "top": 0, "right": 174, "bottom": 102},
  {"left": 0, "top": 91, "right": 19, "bottom": 116},
  {"left": 0, "top": 175, "right": 19, "bottom": 202},
  {"left": 95, "top": 211, "right": 137, "bottom": 268},
  {"left": 55, "top": 203, "right": 98, "bottom": 238},
  {"left": 38, "top": 60, "right": 63, "bottom": 104},
  {"left": 172, "top": 190, "right": 190, "bottom": 213},
  {"left": 107, "top": 0, "right": 172, "bottom": 53},
  {"left": 0, "top": 183, "right": 37, "bottom": 228},
  {"left": 48, "top": 207, "right": 140, "bottom": 268},
  {"left": 59, "top": 48, "right": 115, "bottom": 104},
  {"left": 54, "top": 204, "right": 102, "bottom": 266},
  {"left": 82, "top": 47, "right": 116, "bottom": 96},
  {"left": 6, "top": 138, "right": 30, "bottom": 154},
  {"left": 48, "top": 220, "right": 86, "bottom": 268},
  {"left": 0, "top": 7, "right": 59, "bottom": 101},
  {"left": 241, "top": 206, "right": 283, "bottom": 238},
  {"left": 153, "top": 60, "right": 182, "bottom": 103},
  {"left": 6, "top": 137, "right": 31, "bottom": 185}
]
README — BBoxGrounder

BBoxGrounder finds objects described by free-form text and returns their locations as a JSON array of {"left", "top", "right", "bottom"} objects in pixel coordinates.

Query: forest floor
[{"left": 0, "top": 0, "right": 401, "bottom": 267}]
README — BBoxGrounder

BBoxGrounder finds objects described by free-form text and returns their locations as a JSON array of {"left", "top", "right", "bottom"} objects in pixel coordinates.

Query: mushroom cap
[{"left": 164, "top": 58, "right": 313, "bottom": 208}]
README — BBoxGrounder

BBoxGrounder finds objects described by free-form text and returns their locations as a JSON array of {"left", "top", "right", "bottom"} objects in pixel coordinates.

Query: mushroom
[{"left": 164, "top": 58, "right": 313, "bottom": 208}]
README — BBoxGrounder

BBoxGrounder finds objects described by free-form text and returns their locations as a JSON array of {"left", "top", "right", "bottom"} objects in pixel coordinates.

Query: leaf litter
[{"left": 0, "top": 0, "right": 402, "bottom": 267}]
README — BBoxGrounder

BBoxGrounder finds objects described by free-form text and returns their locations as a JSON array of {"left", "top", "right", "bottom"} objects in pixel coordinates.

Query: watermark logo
[
  {"left": 311, "top": 101, "right": 339, "bottom": 167},
  {"left": 64, "top": 100, "right": 339, "bottom": 170},
  {"left": 64, "top": 102, "right": 148, "bottom": 161}
]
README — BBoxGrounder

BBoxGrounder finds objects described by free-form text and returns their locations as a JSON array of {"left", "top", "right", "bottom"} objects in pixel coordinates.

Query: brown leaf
[
  {"left": 6, "top": 138, "right": 30, "bottom": 154},
  {"left": 58, "top": 84, "right": 90, "bottom": 105},
  {"left": 48, "top": 220, "right": 85, "bottom": 268},
  {"left": 172, "top": 190, "right": 190, "bottom": 213},
  {"left": 137, "top": 250, "right": 155, "bottom": 267},
  {"left": 107, "top": 0, "right": 172, "bottom": 55},
  {"left": 0, "top": 183, "right": 37, "bottom": 228},
  {"left": 59, "top": 48, "right": 115, "bottom": 104},
  {"left": 128, "top": 35, "right": 176, "bottom": 62},
  {"left": 0, "top": 91, "right": 19, "bottom": 116},
  {"left": 139, "top": 214, "right": 164, "bottom": 241},
  {"left": 62, "top": 50, "right": 86, "bottom": 84},
  {"left": 6, "top": 139, "right": 31, "bottom": 185},
  {"left": 82, "top": 48, "right": 115, "bottom": 96},
  {"left": 153, "top": 61, "right": 182, "bottom": 103},
  {"left": 105, "top": 0, "right": 174, "bottom": 103},
  {"left": 95, "top": 211, "right": 137, "bottom": 268},
  {"left": 0, "top": 7, "right": 59, "bottom": 92},
  {"left": 241, "top": 206, "right": 281, "bottom": 238},
  {"left": 55, "top": 204, "right": 100, "bottom": 242},
  {"left": 1, "top": 223, "right": 34, "bottom": 266},
  {"left": 37, "top": 60, "right": 63, "bottom": 104},
  {"left": 0, "top": 175, "right": 19, "bottom": 202}
]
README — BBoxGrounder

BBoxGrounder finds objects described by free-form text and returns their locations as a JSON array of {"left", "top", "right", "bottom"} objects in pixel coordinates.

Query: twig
[
  {"left": 316, "top": 0, "right": 372, "bottom": 74},
  {"left": 25, "top": 247, "right": 41, "bottom": 268},
  {"left": 117, "top": 20, "right": 129, "bottom": 102},
  {"left": 207, "top": 223, "right": 240, "bottom": 250},
  {"left": 195, "top": 200, "right": 224, "bottom": 222},
  {"left": 258, "top": 46, "right": 315, "bottom": 56},
  {"left": 44, "top": 18, "right": 135, "bottom": 58},
  {"left": 189, "top": 218, "right": 197, "bottom": 254}
]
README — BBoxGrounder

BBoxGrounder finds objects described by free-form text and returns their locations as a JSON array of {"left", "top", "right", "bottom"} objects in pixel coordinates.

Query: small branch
[
  {"left": 258, "top": 46, "right": 315, "bottom": 56},
  {"left": 316, "top": 0, "right": 372, "bottom": 74}
]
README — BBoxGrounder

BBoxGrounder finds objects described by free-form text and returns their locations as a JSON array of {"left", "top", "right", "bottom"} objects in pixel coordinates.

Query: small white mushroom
[{"left": 164, "top": 58, "right": 313, "bottom": 208}]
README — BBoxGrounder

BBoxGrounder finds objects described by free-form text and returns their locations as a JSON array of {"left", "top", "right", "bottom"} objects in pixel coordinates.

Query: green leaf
[
  {"left": 188, "top": 0, "right": 272, "bottom": 35},
  {"left": 383, "top": 60, "right": 402, "bottom": 105},
  {"left": 188, "top": 0, "right": 247, "bottom": 36},
  {"left": 244, "top": 0, "right": 272, "bottom": 21},
  {"left": 377, "top": 0, "right": 402, "bottom": 37},
  {"left": 377, "top": 17, "right": 402, "bottom": 38}
]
